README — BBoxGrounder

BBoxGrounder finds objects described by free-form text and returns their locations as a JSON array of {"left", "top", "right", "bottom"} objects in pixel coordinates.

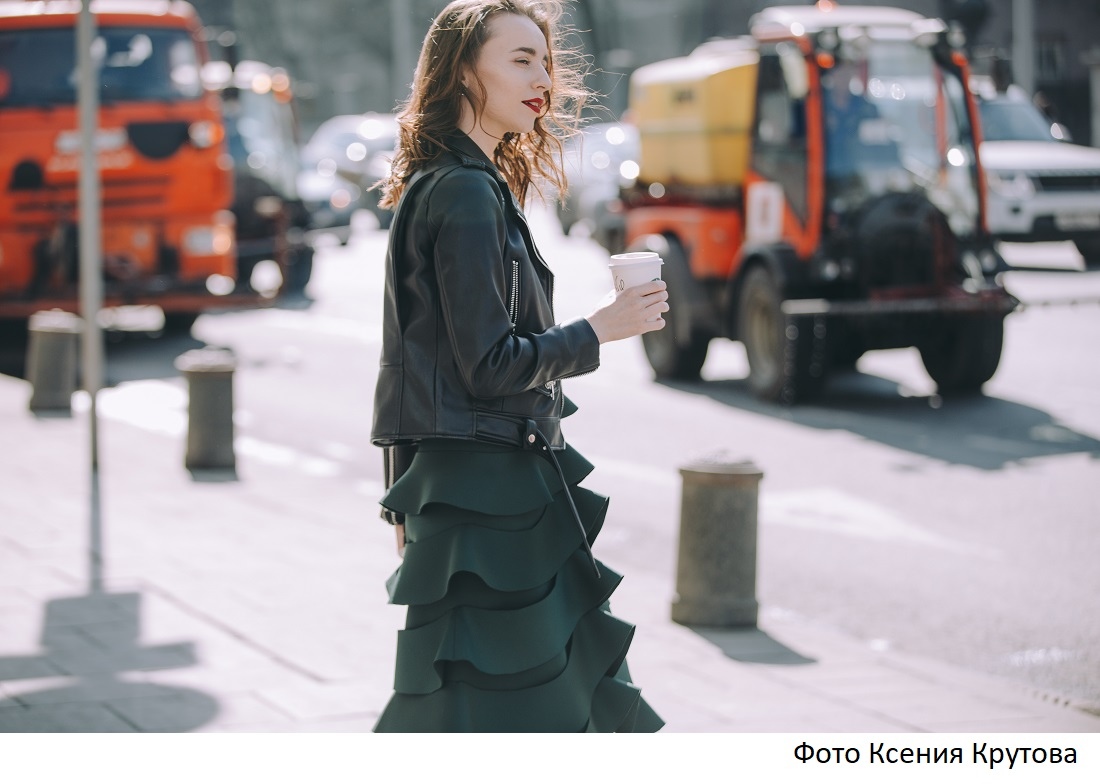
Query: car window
[
  {"left": 568, "top": 124, "right": 639, "bottom": 180},
  {"left": 0, "top": 26, "right": 202, "bottom": 106},
  {"left": 301, "top": 115, "right": 397, "bottom": 167},
  {"left": 979, "top": 100, "right": 1057, "bottom": 142}
]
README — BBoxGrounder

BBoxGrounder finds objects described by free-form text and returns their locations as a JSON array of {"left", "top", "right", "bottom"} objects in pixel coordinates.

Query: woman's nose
[{"left": 533, "top": 64, "right": 550, "bottom": 91}]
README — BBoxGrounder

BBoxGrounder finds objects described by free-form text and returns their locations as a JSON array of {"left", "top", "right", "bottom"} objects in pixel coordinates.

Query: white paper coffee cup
[{"left": 609, "top": 251, "right": 663, "bottom": 292}]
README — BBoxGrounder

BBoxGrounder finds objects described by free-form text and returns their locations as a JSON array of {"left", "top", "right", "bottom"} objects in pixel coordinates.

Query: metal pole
[
  {"left": 1085, "top": 47, "right": 1100, "bottom": 148},
  {"left": 78, "top": 0, "right": 105, "bottom": 591},
  {"left": 390, "top": 0, "right": 416, "bottom": 108},
  {"left": 1012, "top": 0, "right": 1034, "bottom": 96}
]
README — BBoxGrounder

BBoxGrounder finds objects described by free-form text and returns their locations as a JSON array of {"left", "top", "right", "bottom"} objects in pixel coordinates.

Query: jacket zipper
[
  {"left": 490, "top": 174, "right": 590, "bottom": 388},
  {"left": 508, "top": 258, "right": 520, "bottom": 329}
]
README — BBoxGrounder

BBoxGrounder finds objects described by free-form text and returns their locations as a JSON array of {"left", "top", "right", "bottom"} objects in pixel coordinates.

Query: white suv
[{"left": 975, "top": 83, "right": 1100, "bottom": 269}]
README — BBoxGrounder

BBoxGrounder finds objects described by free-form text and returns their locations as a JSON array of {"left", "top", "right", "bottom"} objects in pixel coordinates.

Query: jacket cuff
[
  {"left": 380, "top": 506, "right": 404, "bottom": 526},
  {"left": 560, "top": 317, "right": 601, "bottom": 375}
]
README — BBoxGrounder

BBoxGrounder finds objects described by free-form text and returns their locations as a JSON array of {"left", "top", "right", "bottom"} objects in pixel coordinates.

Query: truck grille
[
  {"left": 1035, "top": 172, "right": 1100, "bottom": 191},
  {"left": 12, "top": 176, "right": 171, "bottom": 225}
]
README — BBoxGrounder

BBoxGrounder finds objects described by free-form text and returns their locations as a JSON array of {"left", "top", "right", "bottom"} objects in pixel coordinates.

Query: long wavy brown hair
[{"left": 377, "top": 0, "right": 590, "bottom": 210}]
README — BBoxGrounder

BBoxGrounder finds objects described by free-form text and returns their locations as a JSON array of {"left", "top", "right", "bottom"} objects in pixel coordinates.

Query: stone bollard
[
  {"left": 671, "top": 455, "right": 764, "bottom": 628},
  {"left": 27, "top": 310, "right": 83, "bottom": 413},
  {"left": 174, "top": 348, "right": 237, "bottom": 471}
]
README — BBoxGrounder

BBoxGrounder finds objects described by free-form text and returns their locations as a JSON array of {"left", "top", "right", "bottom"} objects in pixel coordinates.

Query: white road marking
[
  {"left": 589, "top": 453, "right": 991, "bottom": 555},
  {"left": 81, "top": 382, "right": 991, "bottom": 557},
  {"left": 1006, "top": 648, "right": 1078, "bottom": 667},
  {"left": 759, "top": 486, "right": 992, "bottom": 556},
  {"left": 75, "top": 383, "right": 187, "bottom": 437},
  {"left": 237, "top": 309, "right": 382, "bottom": 343},
  {"left": 78, "top": 381, "right": 344, "bottom": 478}
]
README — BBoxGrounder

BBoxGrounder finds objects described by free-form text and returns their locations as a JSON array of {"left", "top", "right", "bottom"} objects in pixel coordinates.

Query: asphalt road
[{"left": 2, "top": 209, "right": 1098, "bottom": 712}]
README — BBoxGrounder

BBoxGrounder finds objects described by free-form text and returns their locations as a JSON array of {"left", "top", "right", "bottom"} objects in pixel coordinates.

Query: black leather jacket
[{"left": 371, "top": 133, "right": 601, "bottom": 451}]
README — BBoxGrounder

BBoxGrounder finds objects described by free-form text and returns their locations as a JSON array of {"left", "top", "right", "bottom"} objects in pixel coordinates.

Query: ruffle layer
[
  {"left": 375, "top": 439, "right": 662, "bottom": 733},
  {"left": 381, "top": 438, "right": 595, "bottom": 518},
  {"left": 586, "top": 664, "right": 666, "bottom": 732},
  {"left": 395, "top": 552, "right": 623, "bottom": 694},
  {"left": 375, "top": 606, "right": 642, "bottom": 732},
  {"left": 387, "top": 484, "right": 609, "bottom": 606}
]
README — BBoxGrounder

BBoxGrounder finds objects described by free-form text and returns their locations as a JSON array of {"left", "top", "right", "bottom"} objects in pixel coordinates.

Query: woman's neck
[{"left": 456, "top": 110, "right": 501, "bottom": 163}]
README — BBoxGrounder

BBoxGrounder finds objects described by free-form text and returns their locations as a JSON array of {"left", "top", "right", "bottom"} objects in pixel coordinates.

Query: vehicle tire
[
  {"left": 162, "top": 312, "right": 199, "bottom": 334},
  {"left": 830, "top": 339, "right": 865, "bottom": 371},
  {"left": 918, "top": 315, "right": 1004, "bottom": 395},
  {"left": 235, "top": 255, "right": 259, "bottom": 293},
  {"left": 283, "top": 246, "right": 315, "bottom": 294},
  {"left": 640, "top": 239, "right": 710, "bottom": 380},
  {"left": 737, "top": 265, "right": 828, "bottom": 403},
  {"left": 1074, "top": 239, "right": 1100, "bottom": 270}
]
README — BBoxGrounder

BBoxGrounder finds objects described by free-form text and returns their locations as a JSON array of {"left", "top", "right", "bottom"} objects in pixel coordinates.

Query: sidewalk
[{"left": 2, "top": 371, "right": 1098, "bottom": 733}]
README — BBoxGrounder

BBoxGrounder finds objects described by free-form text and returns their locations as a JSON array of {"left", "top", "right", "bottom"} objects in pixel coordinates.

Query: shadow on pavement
[
  {"left": 0, "top": 455, "right": 219, "bottom": 731},
  {"left": 661, "top": 369, "right": 1100, "bottom": 471},
  {"left": 691, "top": 626, "right": 816, "bottom": 666},
  {"left": 0, "top": 590, "right": 220, "bottom": 732}
]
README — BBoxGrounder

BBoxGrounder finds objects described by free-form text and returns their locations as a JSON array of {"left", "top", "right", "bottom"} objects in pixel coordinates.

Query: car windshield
[
  {"left": 978, "top": 99, "right": 1057, "bottom": 142},
  {"left": 823, "top": 40, "right": 980, "bottom": 237},
  {"left": 301, "top": 115, "right": 397, "bottom": 170},
  {"left": 0, "top": 26, "right": 203, "bottom": 107},
  {"left": 224, "top": 87, "right": 301, "bottom": 197},
  {"left": 563, "top": 123, "right": 639, "bottom": 184}
]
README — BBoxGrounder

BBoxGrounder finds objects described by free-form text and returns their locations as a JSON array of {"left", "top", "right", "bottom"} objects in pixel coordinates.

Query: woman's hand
[
  {"left": 395, "top": 523, "right": 406, "bottom": 558},
  {"left": 585, "top": 280, "right": 669, "bottom": 344}
]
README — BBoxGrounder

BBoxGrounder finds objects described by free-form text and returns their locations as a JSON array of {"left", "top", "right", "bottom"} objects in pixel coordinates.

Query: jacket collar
[
  {"left": 441, "top": 132, "right": 514, "bottom": 188},
  {"left": 444, "top": 132, "right": 495, "bottom": 168}
]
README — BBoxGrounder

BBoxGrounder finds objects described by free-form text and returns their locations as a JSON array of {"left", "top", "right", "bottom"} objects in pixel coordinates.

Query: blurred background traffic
[
  {"left": 2, "top": 0, "right": 1100, "bottom": 732},
  {"left": 2, "top": 0, "right": 1099, "bottom": 328},
  {"left": 208, "top": 0, "right": 1100, "bottom": 263}
]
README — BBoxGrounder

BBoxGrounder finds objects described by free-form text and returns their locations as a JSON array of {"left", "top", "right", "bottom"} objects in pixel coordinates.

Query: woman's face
[{"left": 460, "top": 13, "right": 551, "bottom": 151}]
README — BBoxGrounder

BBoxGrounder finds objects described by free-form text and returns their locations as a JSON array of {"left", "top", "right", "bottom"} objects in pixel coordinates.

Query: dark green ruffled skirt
[{"left": 374, "top": 438, "right": 663, "bottom": 732}]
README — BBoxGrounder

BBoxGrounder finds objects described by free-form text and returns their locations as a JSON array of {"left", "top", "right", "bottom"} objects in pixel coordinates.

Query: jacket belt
[{"left": 474, "top": 410, "right": 564, "bottom": 450}]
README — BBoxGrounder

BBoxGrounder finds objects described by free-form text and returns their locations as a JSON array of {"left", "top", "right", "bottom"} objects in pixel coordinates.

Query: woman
[{"left": 371, "top": 0, "right": 667, "bottom": 732}]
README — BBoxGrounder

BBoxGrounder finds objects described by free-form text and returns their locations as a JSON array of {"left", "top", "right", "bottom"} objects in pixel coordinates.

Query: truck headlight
[
  {"left": 816, "top": 257, "right": 841, "bottom": 281},
  {"left": 254, "top": 196, "right": 283, "bottom": 218},
  {"left": 183, "top": 213, "right": 235, "bottom": 256},
  {"left": 985, "top": 170, "right": 1034, "bottom": 199},
  {"left": 188, "top": 121, "right": 225, "bottom": 149}
]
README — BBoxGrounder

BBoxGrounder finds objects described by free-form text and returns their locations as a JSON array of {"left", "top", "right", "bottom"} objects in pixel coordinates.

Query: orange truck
[
  {"left": 0, "top": 0, "right": 240, "bottom": 330},
  {"left": 622, "top": 3, "right": 1018, "bottom": 402}
]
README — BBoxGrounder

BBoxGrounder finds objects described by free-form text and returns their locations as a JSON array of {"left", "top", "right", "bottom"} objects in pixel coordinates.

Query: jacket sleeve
[{"left": 427, "top": 168, "right": 600, "bottom": 399}]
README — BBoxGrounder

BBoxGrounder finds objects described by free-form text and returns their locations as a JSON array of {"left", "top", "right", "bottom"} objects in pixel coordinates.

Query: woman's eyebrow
[{"left": 511, "top": 46, "right": 545, "bottom": 56}]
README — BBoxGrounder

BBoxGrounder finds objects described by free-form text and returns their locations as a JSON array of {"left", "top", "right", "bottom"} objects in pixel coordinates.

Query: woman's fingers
[{"left": 586, "top": 280, "right": 669, "bottom": 343}]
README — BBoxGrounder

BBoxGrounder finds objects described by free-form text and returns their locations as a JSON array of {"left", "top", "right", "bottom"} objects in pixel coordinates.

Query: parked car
[
  {"left": 557, "top": 121, "right": 639, "bottom": 254},
  {"left": 974, "top": 82, "right": 1100, "bottom": 269},
  {"left": 207, "top": 59, "right": 315, "bottom": 294},
  {"left": 297, "top": 112, "right": 398, "bottom": 238}
]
